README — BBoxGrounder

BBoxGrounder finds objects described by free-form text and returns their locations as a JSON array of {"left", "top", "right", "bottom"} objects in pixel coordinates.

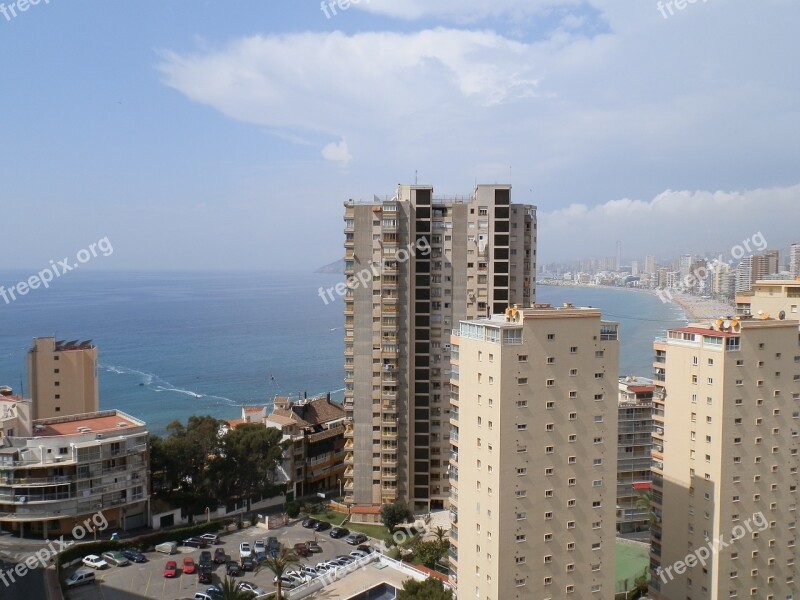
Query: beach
[{"left": 655, "top": 291, "right": 736, "bottom": 322}]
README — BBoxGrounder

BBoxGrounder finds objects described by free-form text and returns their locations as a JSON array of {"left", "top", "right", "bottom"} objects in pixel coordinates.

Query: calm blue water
[{"left": 0, "top": 272, "right": 685, "bottom": 434}]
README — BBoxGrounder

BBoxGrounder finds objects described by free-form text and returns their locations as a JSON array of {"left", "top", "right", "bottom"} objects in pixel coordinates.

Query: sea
[{"left": 0, "top": 272, "right": 687, "bottom": 435}]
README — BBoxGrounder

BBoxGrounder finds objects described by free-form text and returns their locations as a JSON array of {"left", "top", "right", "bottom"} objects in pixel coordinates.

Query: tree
[
  {"left": 413, "top": 540, "right": 448, "bottom": 568},
  {"left": 216, "top": 575, "right": 252, "bottom": 599},
  {"left": 397, "top": 577, "right": 454, "bottom": 600},
  {"left": 380, "top": 501, "right": 413, "bottom": 533},
  {"left": 432, "top": 526, "right": 448, "bottom": 544},
  {"left": 286, "top": 500, "right": 301, "bottom": 518},
  {"left": 258, "top": 548, "right": 300, "bottom": 600},
  {"left": 212, "top": 423, "right": 287, "bottom": 511},
  {"left": 635, "top": 490, "right": 657, "bottom": 525}
]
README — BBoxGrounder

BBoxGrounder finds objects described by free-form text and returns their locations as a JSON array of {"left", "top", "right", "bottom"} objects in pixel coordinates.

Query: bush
[{"left": 286, "top": 501, "right": 301, "bottom": 518}]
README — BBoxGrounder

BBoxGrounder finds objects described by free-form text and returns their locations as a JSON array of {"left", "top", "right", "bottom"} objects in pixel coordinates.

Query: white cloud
[
  {"left": 157, "top": 1, "right": 800, "bottom": 263},
  {"left": 539, "top": 185, "right": 800, "bottom": 262},
  {"left": 322, "top": 139, "right": 353, "bottom": 166}
]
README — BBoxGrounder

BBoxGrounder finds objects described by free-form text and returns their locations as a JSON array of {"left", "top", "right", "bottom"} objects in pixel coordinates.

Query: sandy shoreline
[{"left": 540, "top": 281, "right": 735, "bottom": 323}]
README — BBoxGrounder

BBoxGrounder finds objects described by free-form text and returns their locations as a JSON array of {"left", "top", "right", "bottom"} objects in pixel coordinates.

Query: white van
[
  {"left": 64, "top": 568, "right": 96, "bottom": 588},
  {"left": 155, "top": 541, "right": 177, "bottom": 555}
]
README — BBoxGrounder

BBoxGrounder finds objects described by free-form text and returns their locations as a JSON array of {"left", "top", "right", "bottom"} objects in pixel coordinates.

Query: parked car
[
  {"left": 183, "top": 537, "right": 208, "bottom": 548},
  {"left": 254, "top": 550, "right": 267, "bottom": 563},
  {"left": 198, "top": 564, "right": 214, "bottom": 584},
  {"left": 239, "top": 542, "right": 252, "bottom": 558},
  {"left": 226, "top": 561, "right": 242, "bottom": 577},
  {"left": 163, "top": 560, "right": 179, "bottom": 578},
  {"left": 194, "top": 590, "right": 223, "bottom": 600},
  {"left": 120, "top": 548, "right": 147, "bottom": 563},
  {"left": 182, "top": 557, "right": 196, "bottom": 574},
  {"left": 267, "top": 536, "right": 280, "bottom": 550},
  {"left": 301, "top": 518, "right": 319, "bottom": 529},
  {"left": 330, "top": 527, "right": 349, "bottom": 539},
  {"left": 350, "top": 549, "right": 370, "bottom": 559},
  {"left": 306, "top": 540, "right": 322, "bottom": 553},
  {"left": 64, "top": 568, "right": 95, "bottom": 588},
  {"left": 100, "top": 551, "right": 129, "bottom": 567},
  {"left": 155, "top": 541, "right": 177, "bottom": 555},
  {"left": 237, "top": 581, "right": 267, "bottom": 596},
  {"left": 273, "top": 575, "right": 302, "bottom": 589},
  {"left": 344, "top": 533, "right": 368, "bottom": 545},
  {"left": 253, "top": 540, "right": 266, "bottom": 554},
  {"left": 293, "top": 542, "right": 311, "bottom": 557},
  {"left": 241, "top": 556, "right": 254, "bottom": 572},
  {"left": 356, "top": 544, "right": 375, "bottom": 555},
  {"left": 213, "top": 548, "right": 227, "bottom": 564},
  {"left": 312, "top": 520, "right": 330, "bottom": 532},
  {"left": 81, "top": 555, "right": 108, "bottom": 570},
  {"left": 199, "top": 550, "right": 213, "bottom": 567},
  {"left": 200, "top": 533, "right": 220, "bottom": 544},
  {"left": 334, "top": 554, "right": 355, "bottom": 566}
]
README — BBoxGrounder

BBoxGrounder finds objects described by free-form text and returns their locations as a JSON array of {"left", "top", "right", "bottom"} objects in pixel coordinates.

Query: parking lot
[{"left": 66, "top": 521, "right": 377, "bottom": 600}]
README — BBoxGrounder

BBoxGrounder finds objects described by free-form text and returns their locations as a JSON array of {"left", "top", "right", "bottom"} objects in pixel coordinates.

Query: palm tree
[
  {"left": 432, "top": 525, "right": 448, "bottom": 544},
  {"left": 635, "top": 490, "right": 656, "bottom": 525},
  {"left": 217, "top": 576, "right": 252, "bottom": 600},
  {"left": 257, "top": 548, "right": 301, "bottom": 600}
]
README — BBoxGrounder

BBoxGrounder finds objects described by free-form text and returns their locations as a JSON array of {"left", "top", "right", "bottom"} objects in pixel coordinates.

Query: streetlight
[
  {"left": 205, "top": 507, "right": 210, "bottom": 523},
  {"left": 337, "top": 478, "right": 342, "bottom": 499}
]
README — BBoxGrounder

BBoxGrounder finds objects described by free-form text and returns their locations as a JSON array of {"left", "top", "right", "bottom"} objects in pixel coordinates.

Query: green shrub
[{"left": 286, "top": 501, "right": 301, "bottom": 518}]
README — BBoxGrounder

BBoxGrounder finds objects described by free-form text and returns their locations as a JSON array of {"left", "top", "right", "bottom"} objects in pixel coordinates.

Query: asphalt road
[{"left": 0, "top": 560, "right": 46, "bottom": 600}]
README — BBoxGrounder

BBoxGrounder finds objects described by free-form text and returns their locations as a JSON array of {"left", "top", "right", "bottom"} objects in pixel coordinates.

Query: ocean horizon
[{"left": 0, "top": 271, "right": 686, "bottom": 435}]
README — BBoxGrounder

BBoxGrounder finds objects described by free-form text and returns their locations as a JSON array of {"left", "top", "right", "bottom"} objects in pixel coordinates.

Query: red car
[
  {"left": 293, "top": 542, "right": 311, "bottom": 557},
  {"left": 182, "top": 557, "right": 196, "bottom": 574},
  {"left": 163, "top": 560, "right": 178, "bottom": 578}
]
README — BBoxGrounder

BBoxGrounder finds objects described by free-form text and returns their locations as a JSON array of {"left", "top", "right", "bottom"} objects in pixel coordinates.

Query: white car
[
  {"left": 253, "top": 539, "right": 266, "bottom": 553},
  {"left": 81, "top": 554, "right": 108, "bottom": 569},
  {"left": 239, "top": 542, "right": 252, "bottom": 559},
  {"left": 200, "top": 533, "right": 219, "bottom": 544}
]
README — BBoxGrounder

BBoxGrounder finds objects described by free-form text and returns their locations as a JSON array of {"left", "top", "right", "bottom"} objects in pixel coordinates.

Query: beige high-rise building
[
  {"left": 617, "top": 376, "right": 654, "bottom": 535},
  {"left": 649, "top": 316, "right": 800, "bottom": 600},
  {"left": 790, "top": 244, "right": 800, "bottom": 276},
  {"left": 27, "top": 337, "right": 98, "bottom": 420},
  {"left": 735, "top": 279, "right": 800, "bottom": 319},
  {"left": 449, "top": 305, "right": 619, "bottom": 599},
  {"left": 342, "top": 184, "right": 537, "bottom": 512}
]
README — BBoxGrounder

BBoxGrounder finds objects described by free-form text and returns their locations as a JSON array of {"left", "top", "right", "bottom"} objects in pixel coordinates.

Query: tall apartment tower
[
  {"left": 449, "top": 305, "right": 619, "bottom": 599},
  {"left": 649, "top": 317, "right": 800, "bottom": 600},
  {"left": 27, "top": 337, "right": 99, "bottom": 420},
  {"left": 645, "top": 255, "right": 657, "bottom": 276},
  {"left": 342, "top": 184, "right": 537, "bottom": 512},
  {"left": 617, "top": 376, "right": 654, "bottom": 535},
  {"left": 790, "top": 243, "right": 800, "bottom": 276}
]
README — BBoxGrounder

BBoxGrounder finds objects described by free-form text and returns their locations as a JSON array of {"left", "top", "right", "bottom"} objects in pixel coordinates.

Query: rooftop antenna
[{"left": 414, "top": 170, "right": 418, "bottom": 185}]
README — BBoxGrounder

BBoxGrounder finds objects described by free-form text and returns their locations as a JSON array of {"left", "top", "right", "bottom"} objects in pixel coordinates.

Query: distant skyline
[{"left": 2, "top": 1, "right": 799, "bottom": 271}]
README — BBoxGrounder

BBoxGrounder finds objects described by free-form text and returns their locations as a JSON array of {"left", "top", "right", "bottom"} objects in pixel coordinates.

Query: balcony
[
  {"left": 344, "top": 453, "right": 354, "bottom": 465},
  {"left": 343, "top": 467, "right": 354, "bottom": 477},
  {"left": 343, "top": 481, "right": 354, "bottom": 491},
  {"left": 344, "top": 439, "right": 354, "bottom": 450}
]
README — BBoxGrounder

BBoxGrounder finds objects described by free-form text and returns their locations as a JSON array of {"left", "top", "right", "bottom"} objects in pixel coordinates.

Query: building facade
[
  {"left": 791, "top": 244, "right": 800, "bottom": 277},
  {"left": 617, "top": 376, "right": 654, "bottom": 535},
  {"left": 649, "top": 317, "right": 800, "bottom": 599},
  {"left": 263, "top": 395, "right": 346, "bottom": 500},
  {"left": 342, "top": 184, "right": 537, "bottom": 511},
  {"left": 449, "top": 304, "right": 619, "bottom": 599},
  {"left": 0, "top": 409, "right": 149, "bottom": 537},
  {"left": 27, "top": 338, "right": 98, "bottom": 420}
]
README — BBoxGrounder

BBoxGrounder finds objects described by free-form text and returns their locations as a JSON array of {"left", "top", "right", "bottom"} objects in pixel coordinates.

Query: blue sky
[{"left": 1, "top": 0, "right": 798, "bottom": 271}]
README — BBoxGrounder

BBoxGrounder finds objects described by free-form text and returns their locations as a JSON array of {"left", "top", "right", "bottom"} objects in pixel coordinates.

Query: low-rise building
[
  {"left": 0, "top": 409, "right": 149, "bottom": 537},
  {"left": 236, "top": 395, "right": 346, "bottom": 500},
  {"left": 736, "top": 278, "right": 800, "bottom": 320},
  {"left": 617, "top": 376, "right": 654, "bottom": 535}
]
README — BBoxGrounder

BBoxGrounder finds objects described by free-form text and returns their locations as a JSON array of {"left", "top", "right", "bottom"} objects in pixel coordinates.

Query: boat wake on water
[{"left": 99, "top": 363, "right": 235, "bottom": 405}]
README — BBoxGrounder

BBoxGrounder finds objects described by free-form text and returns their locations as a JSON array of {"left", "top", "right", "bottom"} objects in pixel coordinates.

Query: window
[
  {"left": 546, "top": 446, "right": 554, "bottom": 454},
  {"left": 569, "top": 369, "right": 577, "bottom": 376},
  {"left": 547, "top": 334, "right": 555, "bottom": 340},
  {"left": 594, "top": 372, "right": 604, "bottom": 379},
  {"left": 569, "top": 390, "right": 577, "bottom": 398},
  {"left": 516, "top": 467, "right": 527, "bottom": 476},
  {"left": 546, "top": 423, "right": 555, "bottom": 431},
  {"left": 518, "top": 355, "right": 528, "bottom": 362},
  {"left": 546, "top": 401, "right": 554, "bottom": 409},
  {"left": 594, "top": 393, "right": 604, "bottom": 401},
  {"left": 569, "top": 412, "right": 577, "bottom": 420},
  {"left": 593, "top": 437, "right": 603, "bottom": 444},
  {"left": 517, "top": 423, "right": 527, "bottom": 431},
  {"left": 517, "top": 400, "right": 528, "bottom": 408},
  {"left": 568, "top": 456, "right": 577, "bottom": 464},
  {"left": 570, "top": 346, "right": 577, "bottom": 353},
  {"left": 546, "top": 379, "right": 555, "bottom": 387},
  {"left": 517, "top": 377, "right": 528, "bottom": 384},
  {"left": 546, "top": 356, "right": 555, "bottom": 364},
  {"left": 593, "top": 458, "right": 603, "bottom": 466}
]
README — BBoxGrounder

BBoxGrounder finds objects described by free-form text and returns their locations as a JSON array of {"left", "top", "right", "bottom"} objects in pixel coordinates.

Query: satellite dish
[
  {"left": 723, "top": 320, "right": 732, "bottom": 330},
  {"left": 779, "top": 311, "right": 786, "bottom": 320}
]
